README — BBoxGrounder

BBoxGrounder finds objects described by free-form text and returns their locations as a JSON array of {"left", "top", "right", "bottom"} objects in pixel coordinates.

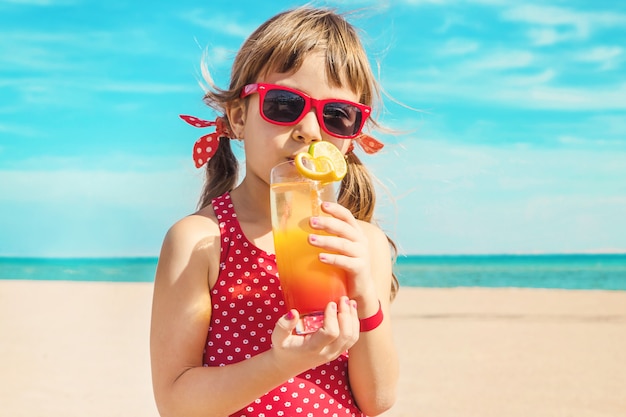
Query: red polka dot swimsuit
[{"left": 204, "top": 193, "right": 364, "bottom": 417}]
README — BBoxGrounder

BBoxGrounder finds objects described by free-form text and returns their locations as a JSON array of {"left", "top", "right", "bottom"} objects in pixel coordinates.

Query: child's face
[{"left": 234, "top": 52, "right": 359, "bottom": 185}]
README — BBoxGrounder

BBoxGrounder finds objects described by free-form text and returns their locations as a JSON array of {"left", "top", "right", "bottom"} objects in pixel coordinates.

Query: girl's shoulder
[
  {"left": 155, "top": 205, "right": 223, "bottom": 289},
  {"left": 159, "top": 206, "right": 222, "bottom": 266},
  {"left": 357, "top": 220, "right": 389, "bottom": 245},
  {"left": 168, "top": 205, "right": 219, "bottom": 242}
]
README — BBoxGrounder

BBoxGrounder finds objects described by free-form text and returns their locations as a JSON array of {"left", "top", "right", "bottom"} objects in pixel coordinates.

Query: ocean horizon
[{"left": 1, "top": 253, "right": 625, "bottom": 290}]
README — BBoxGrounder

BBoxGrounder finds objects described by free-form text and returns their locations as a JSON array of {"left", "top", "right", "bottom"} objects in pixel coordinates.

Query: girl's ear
[{"left": 226, "top": 99, "right": 246, "bottom": 139}]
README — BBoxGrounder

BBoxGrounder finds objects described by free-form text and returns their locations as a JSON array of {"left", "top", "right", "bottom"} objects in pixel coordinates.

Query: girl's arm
[
  {"left": 310, "top": 203, "right": 400, "bottom": 416},
  {"left": 345, "top": 224, "right": 399, "bottom": 415},
  {"left": 150, "top": 215, "right": 360, "bottom": 417}
]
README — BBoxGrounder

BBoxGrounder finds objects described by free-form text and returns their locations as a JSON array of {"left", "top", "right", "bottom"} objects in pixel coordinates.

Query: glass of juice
[{"left": 270, "top": 160, "right": 348, "bottom": 334}]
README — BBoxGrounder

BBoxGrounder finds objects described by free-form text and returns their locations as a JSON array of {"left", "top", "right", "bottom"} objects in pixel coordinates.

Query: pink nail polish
[{"left": 284, "top": 310, "right": 294, "bottom": 320}]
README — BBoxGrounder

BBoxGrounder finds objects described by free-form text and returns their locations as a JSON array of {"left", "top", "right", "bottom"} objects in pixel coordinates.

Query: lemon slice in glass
[
  {"left": 295, "top": 142, "right": 348, "bottom": 182},
  {"left": 294, "top": 153, "right": 335, "bottom": 182},
  {"left": 308, "top": 142, "right": 347, "bottom": 181}
]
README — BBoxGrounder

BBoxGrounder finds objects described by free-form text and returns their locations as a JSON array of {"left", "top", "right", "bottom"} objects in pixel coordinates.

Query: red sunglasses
[{"left": 240, "top": 83, "right": 371, "bottom": 139}]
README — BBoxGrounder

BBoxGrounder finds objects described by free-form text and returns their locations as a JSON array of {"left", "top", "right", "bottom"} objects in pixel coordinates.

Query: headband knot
[
  {"left": 355, "top": 134, "right": 384, "bottom": 154},
  {"left": 179, "top": 114, "right": 234, "bottom": 168}
]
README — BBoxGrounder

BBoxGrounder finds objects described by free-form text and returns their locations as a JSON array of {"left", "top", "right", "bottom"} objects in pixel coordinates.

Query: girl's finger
[
  {"left": 317, "top": 301, "right": 340, "bottom": 340},
  {"left": 309, "top": 234, "right": 358, "bottom": 258},
  {"left": 320, "top": 201, "right": 359, "bottom": 226},
  {"left": 272, "top": 309, "right": 300, "bottom": 343},
  {"left": 310, "top": 215, "right": 356, "bottom": 239}
]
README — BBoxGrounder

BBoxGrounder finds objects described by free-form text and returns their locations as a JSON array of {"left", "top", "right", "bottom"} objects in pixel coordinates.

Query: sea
[{"left": 1, "top": 254, "right": 625, "bottom": 290}]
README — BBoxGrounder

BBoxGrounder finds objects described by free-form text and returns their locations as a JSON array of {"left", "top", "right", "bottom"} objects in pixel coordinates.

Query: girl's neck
[
  {"left": 230, "top": 176, "right": 272, "bottom": 223},
  {"left": 229, "top": 177, "right": 275, "bottom": 254}
]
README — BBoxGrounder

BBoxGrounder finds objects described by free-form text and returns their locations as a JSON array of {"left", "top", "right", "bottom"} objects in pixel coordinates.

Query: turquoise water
[
  {"left": 0, "top": 257, "right": 157, "bottom": 283},
  {"left": 1, "top": 254, "right": 625, "bottom": 290},
  {"left": 395, "top": 254, "right": 626, "bottom": 290}
]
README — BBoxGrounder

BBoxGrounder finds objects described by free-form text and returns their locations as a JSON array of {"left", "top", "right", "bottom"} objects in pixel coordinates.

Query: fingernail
[
  {"left": 351, "top": 300, "right": 358, "bottom": 309},
  {"left": 309, "top": 234, "right": 317, "bottom": 243},
  {"left": 345, "top": 298, "right": 351, "bottom": 306},
  {"left": 310, "top": 217, "right": 319, "bottom": 227},
  {"left": 284, "top": 310, "right": 294, "bottom": 320},
  {"left": 322, "top": 202, "right": 330, "bottom": 209},
  {"left": 330, "top": 302, "right": 337, "bottom": 311}
]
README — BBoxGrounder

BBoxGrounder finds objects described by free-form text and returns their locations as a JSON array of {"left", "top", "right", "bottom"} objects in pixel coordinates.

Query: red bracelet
[{"left": 359, "top": 300, "right": 384, "bottom": 332}]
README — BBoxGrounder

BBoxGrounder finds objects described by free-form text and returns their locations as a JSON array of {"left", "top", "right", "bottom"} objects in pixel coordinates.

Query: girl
[{"left": 150, "top": 6, "right": 399, "bottom": 417}]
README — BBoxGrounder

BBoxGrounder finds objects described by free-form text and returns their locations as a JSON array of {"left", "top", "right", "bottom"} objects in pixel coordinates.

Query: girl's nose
[{"left": 291, "top": 110, "right": 323, "bottom": 144}]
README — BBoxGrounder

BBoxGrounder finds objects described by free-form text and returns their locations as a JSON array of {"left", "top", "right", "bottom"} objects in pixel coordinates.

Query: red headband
[
  {"left": 179, "top": 115, "right": 234, "bottom": 168},
  {"left": 352, "top": 134, "right": 384, "bottom": 154}
]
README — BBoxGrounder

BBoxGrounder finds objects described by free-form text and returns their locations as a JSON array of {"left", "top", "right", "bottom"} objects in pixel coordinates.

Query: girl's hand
[
  {"left": 270, "top": 296, "right": 359, "bottom": 374},
  {"left": 308, "top": 201, "right": 377, "bottom": 301}
]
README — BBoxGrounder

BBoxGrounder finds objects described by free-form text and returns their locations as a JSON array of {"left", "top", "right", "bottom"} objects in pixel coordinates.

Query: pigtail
[
  {"left": 339, "top": 151, "right": 399, "bottom": 300},
  {"left": 338, "top": 152, "right": 375, "bottom": 222},
  {"left": 197, "top": 136, "right": 239, "bottom": 210}
]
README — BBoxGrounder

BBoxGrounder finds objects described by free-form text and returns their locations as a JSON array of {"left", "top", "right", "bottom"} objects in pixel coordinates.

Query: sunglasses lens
[
  {"left": 263, "top": 89, "right": 306, "bottom": 123},
  {"left": 323, "top": 103, "right": 362, "bottom": 137}
]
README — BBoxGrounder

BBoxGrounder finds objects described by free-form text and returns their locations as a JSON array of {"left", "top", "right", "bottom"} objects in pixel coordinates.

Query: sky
[{"left": 1, "top": 0, "right": 625, "bottom": 257}]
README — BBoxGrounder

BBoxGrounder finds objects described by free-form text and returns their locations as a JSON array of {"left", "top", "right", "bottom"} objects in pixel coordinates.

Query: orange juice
[{"left": 270, "top": 164, "right": 347, "bottom": 333}]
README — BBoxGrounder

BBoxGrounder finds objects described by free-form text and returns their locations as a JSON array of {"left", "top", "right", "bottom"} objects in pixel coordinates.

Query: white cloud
[
  {"left": 527, "top": 27, "right": 579, "bottom": 46},
  {"left": 372, "top": 137, "right": 626, "bottom": 254},
  {"left": 179, "top": 10, "right": 256, "bottom": 38},
  {"left": 575, "top": 46, "right": 623, "bottom": 70},
  {"left": 503, "top": 5, "right": 591, "bottom": 29},
  {"left": 0, "top": 167, "right": 198, "bottom": 257},
  {"left": 2, "top": 75, "right": 196, "bottom": 111},
  {"left": 465, "top": 50, "right": 534, "bottom": 71},
  {"left": 439, "top": 38, "right": 480, "bottom": 56},
  {"left": 390, "top": 62, "right": 626, "bottom": 110},
  {"left": 502, "top": 5, "right": 626, "bottom": 46},
  {"left": 557, "top": 135, "right": 626, "bottom": 147},
  {"left": 91, "top": 81, "right": 196, "bottom": 94},
  {"left": 588, "top": 114, "right": 626, "bottom": 136},
  {"left": 0, "top": 29, "right": 169, "bottom": 73},
  {"left": 501, "top": 68, "right": 555, "bottom": 86},
  {"left": 0, "top": 169, "right": 200, "bottom": 205},
  {"left": 521, "top": 84, "right": 626, "bottom": 110},
  {"left": 404, "top": 0, "right": 450, "bottom": 4},
  {"left": 403, "top": 0, "right": 507, "bottom": 6},
  {"left": 0, "top": 122, "right": 41, "bottom": 137},
  {"left": 0, "top": 0, "right": 74, "bottom": 4}
]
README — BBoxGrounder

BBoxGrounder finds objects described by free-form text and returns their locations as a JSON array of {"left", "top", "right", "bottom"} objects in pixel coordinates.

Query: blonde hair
[{"left": 199, "top": 6, "right": 398, "bottom": 299}]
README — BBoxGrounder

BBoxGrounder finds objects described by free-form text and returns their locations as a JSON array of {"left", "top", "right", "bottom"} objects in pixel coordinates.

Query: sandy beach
[{"left": 1, "top": 280, "right": 625, "bottom": 417}]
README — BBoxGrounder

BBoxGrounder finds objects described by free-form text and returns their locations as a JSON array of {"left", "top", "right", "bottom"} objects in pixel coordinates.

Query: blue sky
[{"left": 1, "top": 0, "right": 625, "bottom": 257}]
